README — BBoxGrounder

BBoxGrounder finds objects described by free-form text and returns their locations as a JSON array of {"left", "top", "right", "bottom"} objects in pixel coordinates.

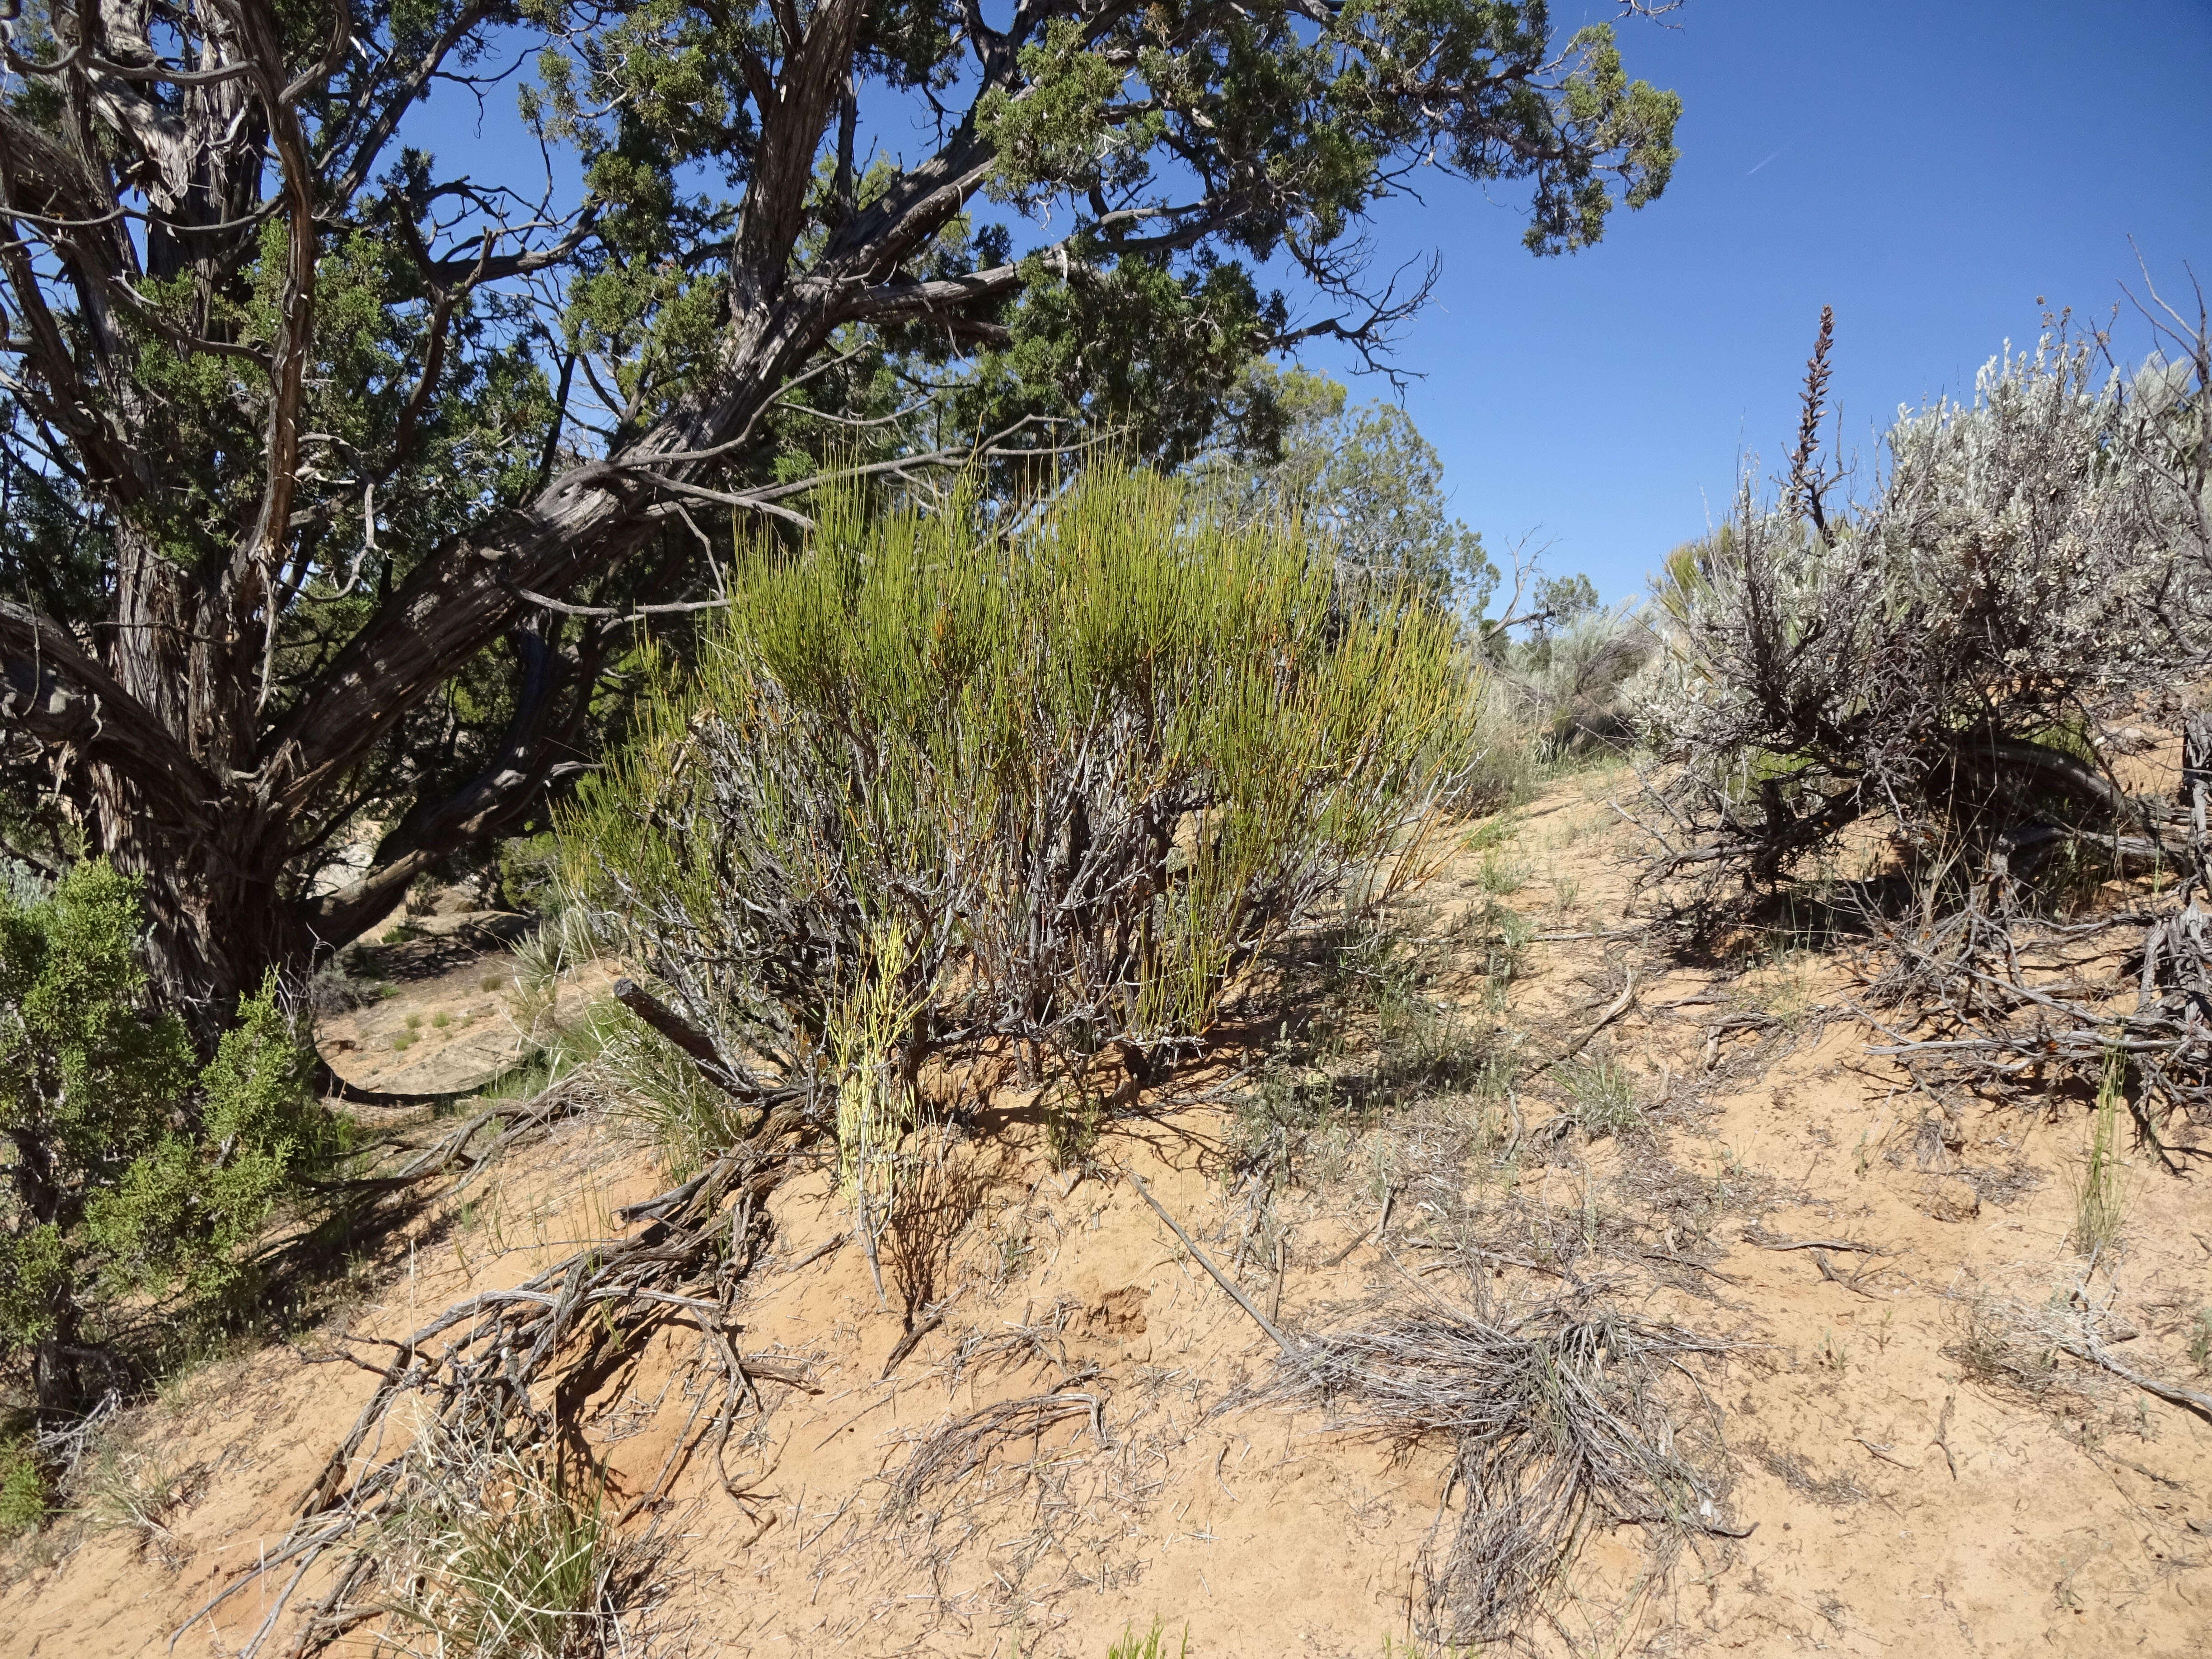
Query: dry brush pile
[{"left": 1261, "top": 1298, "right": 1737, "bottom": 1647}]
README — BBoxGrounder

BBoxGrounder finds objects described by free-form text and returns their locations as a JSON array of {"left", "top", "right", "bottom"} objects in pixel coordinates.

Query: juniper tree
[{"left": 0, "top": 0, "right": 1682, "bottom": 1026}]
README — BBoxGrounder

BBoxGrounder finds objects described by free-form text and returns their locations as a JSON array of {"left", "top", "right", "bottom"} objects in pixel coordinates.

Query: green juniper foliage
[{"left": 0, "top": 862, "right": 327, "bottom": 1434}]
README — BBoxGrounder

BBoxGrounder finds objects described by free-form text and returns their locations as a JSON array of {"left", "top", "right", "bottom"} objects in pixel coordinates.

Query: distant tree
[
  {"left": 1198, "top": 366, "right": 1500, "bottom": 615},
  {"left": 0, "top": 0, "right": 1682, "bottom": 1026},
  {"left": 1527, "top": 572, "right": 1600, "bottom": 635},
  {"left": 0, "top": 862, "right": 325, "bottom": 1446}
]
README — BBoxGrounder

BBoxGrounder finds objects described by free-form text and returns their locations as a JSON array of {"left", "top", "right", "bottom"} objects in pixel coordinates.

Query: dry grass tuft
[
  {"left": 368, "top": 1435, "right": 664, "bottom": 1659},
  {"left": 1554, "top": 1054, "right": 1640, "bottom": 1139},
  {"left": 2070, "top": 1052, "right": 2130, "bottom": 1257},
  {"left": 878, "top": 1389, "right": 1107, "bottom": 1533},
  {"left": 1944, "top": 1291, "right": 2129, "bottom": 1407},
  {"left": 1261, "top": 1298, "right": 1734, "bottom": 1647}
]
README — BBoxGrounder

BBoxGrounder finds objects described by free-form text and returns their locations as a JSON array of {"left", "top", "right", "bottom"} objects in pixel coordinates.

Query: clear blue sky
[
  {"left": 1296, "top": 0, "right": 2212, "bottom": 600},
  {"left": 415, "top": 0, "right": 2212, "bottom": 602}
]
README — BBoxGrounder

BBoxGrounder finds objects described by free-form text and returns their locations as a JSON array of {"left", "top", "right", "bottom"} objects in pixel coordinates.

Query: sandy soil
[
  {"left": 317, "top": 914, "right": 614, "bottom": 1096},
  {"left": 6, "top": 775, "right": 2210, "bottom": 1658}
]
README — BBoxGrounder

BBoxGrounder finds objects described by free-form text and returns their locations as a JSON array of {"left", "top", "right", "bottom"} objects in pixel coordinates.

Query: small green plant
[
  {"left": 1478, "top": 902, "right": 1532, "bottom": 996},
  {"left": 990, "top": 1211, "right": 1036, "bottom": 1289},
  {"left": 1106, "top": 1620, "right": 1190, "bottom": 1659},
  {"left": 392, "top": 1030, "right": 415, "bottom": 1052},
  {"left": 1477, "top": 847, "right": 1528, "bottom": 895},
  {"left": 431, "top": 1011, "right": 451, "bottom": 1030},
  {"left": 1817, "top": 1326, "right": 1848, "bottom": 1372},
  {"left": 1042, "top": 1078, "right": 1105, "bottom": 1171},
  {"left": 1557, "top": 1054, "right": 1638, "bottom": 1138},
  {"left": 1462, "top": 814, "right": 1520, "bottom": 854},
  {"left": 2186, "top": 1308, "right": 2212, "bottom": 1373},
  {"left": 2071, "top": 1052, "right": 2129, "bottom": 1256},
  {"left": 1551, "top": 872, "right": 1580, "bottom": 912}
]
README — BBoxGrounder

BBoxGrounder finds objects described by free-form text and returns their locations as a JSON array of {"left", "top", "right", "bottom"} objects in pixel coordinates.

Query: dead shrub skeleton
[{"left": 1259, "top": 1300, "right": 1739, "bottom": 1648}]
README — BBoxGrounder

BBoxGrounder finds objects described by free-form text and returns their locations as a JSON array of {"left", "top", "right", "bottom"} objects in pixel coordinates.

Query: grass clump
[
  {"left": 598, "top": 1021, "right": 756, "bottom": 1181},
  {"left": 1105, "top": 1620, "right": 1190, "bottom": 1659},
  {"left": 1556, "top": 1054, "right": 1639, "bottom": 1138},
  {"left": 562, "top": 467, "right": 1483, "bottom": 1178},
  {"left": 75, "top": 1438, "right": 202, "bottom": 1565},
  {"left": 2071, "top": 1053, "right": 2129, "bottom": 1257},
  {"left": 372, "top": 1441, "right": 656, "bottom": 1659}
]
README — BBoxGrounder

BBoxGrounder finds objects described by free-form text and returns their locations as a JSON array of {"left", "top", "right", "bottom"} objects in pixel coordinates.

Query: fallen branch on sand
[
  {"left": 2057, "top": 1336, "right": 2212, "bottom": 1425},
  {"left": 1121, "top": 1162, "right": 1308, "bottom": 1367},
  {"left": 1523, "top": 967, "right": 1638, "bottom": 1079}
]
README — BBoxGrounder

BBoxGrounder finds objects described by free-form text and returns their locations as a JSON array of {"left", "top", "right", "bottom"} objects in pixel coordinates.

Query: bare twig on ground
[
  {"left": 881, "top": 1312, "right": 946, "bottom": 1379},
  {"left": 1523, "top": 967, "right": 1638, "bottom": 1079},
  {"left": 1850, "top": 1434, "right": 1920, "bottom": 1471},
  {"left": 875, "top": 1388, "right": 1109, "bottom": 1556},
  {"left": 1121, "top": 1162, "right": 1308, "bottom": 1367},
  {"left": 1745, "top": 1231, "right": 1891, "bottom": 1254},
  {"left": 1929, "top": 1395, "right": 1958, "bottom": 1480},
  {"left": 2055, "top": 1336, "right": 2212, "bottom": 1424}
]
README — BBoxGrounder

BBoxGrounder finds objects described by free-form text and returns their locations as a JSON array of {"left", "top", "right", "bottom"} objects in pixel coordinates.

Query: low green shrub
[
  {"left": 0, "top": 862, "right": 329, "bottom": 1443},
  {"left": 561, "top": 467, "right": 1482, "bottom": 1173},
  {"left": 0, "top": 1434, "right": 45, "bottom": 1536}
]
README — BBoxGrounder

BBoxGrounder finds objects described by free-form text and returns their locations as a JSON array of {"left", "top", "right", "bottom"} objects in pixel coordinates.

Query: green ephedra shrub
[
  {"left": 0, "top": 862, "right": 326, "bottom": 1447},
  {"left": 562, "top": 468, "right": 1481, "bottom": 1164}
]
